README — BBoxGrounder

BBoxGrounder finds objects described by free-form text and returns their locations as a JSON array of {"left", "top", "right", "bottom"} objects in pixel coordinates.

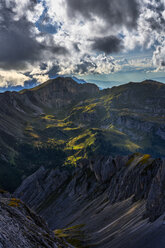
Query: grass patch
[
  {"left": 54, "top": 224, "right": 86, "bottom": 248},
  {"left": 126, "top": 153, "right": 151, "bottom": 167},
  {"left": 8, "top": 198, "right": 21, "bottom": 207},
  {"left": 41, "top": 115, "right": 56, "bottom": 120},
  {"left": 139, "top": 154, "right": 151, "bottom": 164}
]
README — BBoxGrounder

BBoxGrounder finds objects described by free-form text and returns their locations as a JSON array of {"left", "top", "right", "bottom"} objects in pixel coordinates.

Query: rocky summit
[{"left": 0, "top": 77, "right": 165, "bottom": 247}]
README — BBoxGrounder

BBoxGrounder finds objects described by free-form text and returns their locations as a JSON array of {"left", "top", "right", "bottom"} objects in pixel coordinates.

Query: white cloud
[
  {"left": 5, "top": 0, "right": 44, "bottom": 22},
  {"left": 32, "top": 74, "right": 49, "bottom": 83},
  {"left": 1, "top": 0, "right": 164, "bottom": 86},
  {"left": 0, "top": 70, "right": 30, "bottom": 87},
  {"left": 153, "top": 42, "right": 165, "bottom": 71},
  {"left": 41, "top": 0, "right": 165, "bottom": 74}
]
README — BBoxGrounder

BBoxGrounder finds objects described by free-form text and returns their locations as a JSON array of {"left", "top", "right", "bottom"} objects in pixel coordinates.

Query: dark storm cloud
[
  {"left": 40, "top": 63, "right": 48, "bottom": 70},
  {"left": 74, "top": 61, "right": 97, "bottom": 74},
  {"left": 161, "top": 61, "right": 165, "bottom": 67},
  {"left": 48, "top": 65, "right": 60, "bottom": 77},
  {"left": 66, "top": 0, "right": 139, "bottom": 29},
  {"left": 146, "top": 2, "right": 165, "bottom": 32},
  {"left": 92, "top": 36, "right": 123, "bottom": 54},
  {"left": 0, "top": 19, "right": 43, "bottom": 70},
  {"left": 147, "top": 2, "right": 164, "bottom": 13},
  {"left": 147, "top": 17, "right": 162, "bottom": 31},
  {"left": 0, "top": 1, "right": 68, "bottom": 70}
]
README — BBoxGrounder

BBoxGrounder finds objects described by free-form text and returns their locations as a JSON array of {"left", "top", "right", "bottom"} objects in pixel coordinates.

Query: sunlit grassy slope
[{"left": 0, "top": 79, "right": 165, "bottom": 191}]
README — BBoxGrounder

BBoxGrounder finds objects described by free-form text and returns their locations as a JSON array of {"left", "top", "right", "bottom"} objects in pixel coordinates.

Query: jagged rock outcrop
[
  {"left": 14, "top": 154, "right": 165, "bottom": 247},
  {"left": 146, "top": 159, "right": 165, "bottom": 221},
  {"left": 0, "top": 197, "right": 70, "bottom": 248},
  {"left": 15, "top": 154, "right": 165, "bottom": 247},
  {"left": 15, "top": 154, "right": 165, "bottom": 221},
  {"left": 15, "top": 166, "right": 71, "bottom": 210}
]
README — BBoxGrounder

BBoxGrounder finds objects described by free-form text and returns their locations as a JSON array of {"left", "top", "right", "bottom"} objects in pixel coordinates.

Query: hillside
[
  {"left": 0, "top": 78, "right": 165, "bottom": 191},
  {"left": 1, "top": 77, "right": 165, "bottom": 247},
  {"left": 15, "top": 154, "right": 165, "bottom": 248}
]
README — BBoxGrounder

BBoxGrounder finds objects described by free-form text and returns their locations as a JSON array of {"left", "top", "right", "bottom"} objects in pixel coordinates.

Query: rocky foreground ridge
[
  {"left": 0, "top": 193, "right": 71, "bottom": 248},
  {"left": 15, "top": 153, "right": 165, "bottom": 248}
]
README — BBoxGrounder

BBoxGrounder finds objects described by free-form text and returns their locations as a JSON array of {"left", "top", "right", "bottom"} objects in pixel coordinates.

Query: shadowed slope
[{"left": 0, "top": 78, "right": 165, "bottom": 191}]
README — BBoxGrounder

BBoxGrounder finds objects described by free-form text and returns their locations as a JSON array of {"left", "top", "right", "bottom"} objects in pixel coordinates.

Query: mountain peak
[
  {"left": 21, "top": 76, "right": 99, "bottom": 93},
  {"left": 127, "top": 79, "right": 164, "bottom": 87},
  {"left": 141, "top": 79, "right": 164, "bottom": 86},
  {"left": 18, "top": 77, "right": 99, "bottom": 114}
]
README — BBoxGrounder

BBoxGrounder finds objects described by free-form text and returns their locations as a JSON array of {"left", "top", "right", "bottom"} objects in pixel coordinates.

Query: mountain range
[{"left": 0, "top": 77, "right": 165, "bottom": 247}]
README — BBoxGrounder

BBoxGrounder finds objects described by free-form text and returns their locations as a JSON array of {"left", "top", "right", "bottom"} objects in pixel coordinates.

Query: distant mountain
[
  {"left": 0, "top": 76, "right": 87, "bottom": 93},
  {"left": 87, "top": 79, "right": 124, "bottom": 89},
  {"left": 0, "top": 85, "right": 24, "bottom": 92},
  {"left": 151, "top": 77, "right": 165, "bottom": 84},
  {"left": 0, "top": 77, "right": 165, "bottom": 192},
  {"left": 71, "top": 76, "right": 87, "bottom": 84},
  {"left": 49, "top": 75, "right": 87, "bottom": 84},
  {"left": 0, "top": 80, "right": 38, "bottom": 92}
]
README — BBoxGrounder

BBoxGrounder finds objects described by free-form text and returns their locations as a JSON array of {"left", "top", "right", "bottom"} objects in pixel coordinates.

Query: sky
[{"left": 0, "top": 0, "right": 165, "bottom": 89}]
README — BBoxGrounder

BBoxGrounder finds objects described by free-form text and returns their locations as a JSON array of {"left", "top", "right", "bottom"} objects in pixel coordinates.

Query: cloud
[
  {"left": 0, "top": 70, "right": 30, "bottom": 87},
  {"left": 122, "top": 0, "right": 165, "bottom": 67},
  {"left": 0, "top": 0, "right": 164, "bottom": 86},
  {"left": 0, "top": 19, "right": 43, "bottom": 70},
  {"left": 66, "top": 0, "right": 139, "bottom": 29},
  {"left": 32, "top": 74, "right": 49, "bottom": 83},
  {"left": 0, "top": 0, "right": 68, "bottom": 70},
  {"left": 57, "top": 54, "right": 120, "bottom": 75},
  {"left": 73, "top": 61, "right": 97, "bottom": 74},
  {"left": 115, "top": 57, "right": 155, "bottom": 73},
  {"left": 92, "top": 36, "right": 123, "bottom": 54},
  {"left": 153, "top": 43, "right": 165, "bottom": 70},
  {"left": 48, "top": 65, "right": 61, "bottom": 77}
]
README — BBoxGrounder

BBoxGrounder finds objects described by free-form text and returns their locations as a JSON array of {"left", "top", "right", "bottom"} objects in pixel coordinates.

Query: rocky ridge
[
  {"left": 15, "top": 153, "right": 165, "bottom": 247},
  {"left": 0, "top": 194, "right": 71, "bottom": 248}
]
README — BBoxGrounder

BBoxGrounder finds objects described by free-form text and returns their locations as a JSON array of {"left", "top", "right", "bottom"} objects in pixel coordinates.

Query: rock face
[
  {"left": 0, "top": 197, "right": 70, "bottom": 248},
  {"left": 15, "top": 154, "right": 164, "bottom": 221},
  {"left": 20, "top": 77, "right": 99, "bottom": 110},
  {"left": 105, "top": 81, "right": 165, "bottom": 153},
  {"left": 15, "top": 154, "right": 165, "bottom": 247},
  {"left": 15, "top": 166, "right": 71, "bottom": 211},
  {"left": 146, "top": 159, "right": 165, "bottom": 221},
  {"left": 109, "top": 80, "right": 165, "bottom": 114}
]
